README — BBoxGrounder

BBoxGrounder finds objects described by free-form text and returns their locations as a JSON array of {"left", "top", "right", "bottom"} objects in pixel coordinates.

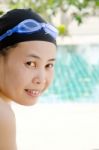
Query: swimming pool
[{"left": 40, "top": 44, "right": 99, "bottom": 103}]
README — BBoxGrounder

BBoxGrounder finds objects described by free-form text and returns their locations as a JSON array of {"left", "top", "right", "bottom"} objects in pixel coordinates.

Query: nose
[{"left": 32, "top": 69, "right": 46, "bottom": 85}]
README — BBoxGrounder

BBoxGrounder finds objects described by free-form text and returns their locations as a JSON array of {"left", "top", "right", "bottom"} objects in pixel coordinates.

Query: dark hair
[
  {"left": 0, "top": 8, "right": 57, "bottom": 52},
  {"left": 0, "top": 44, "right": 18, "bottom": 56}
]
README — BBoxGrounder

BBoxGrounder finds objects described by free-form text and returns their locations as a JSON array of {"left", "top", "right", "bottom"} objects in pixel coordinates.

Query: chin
[{"left": 15, "top": 97, "right": 39, "bottom": 106}]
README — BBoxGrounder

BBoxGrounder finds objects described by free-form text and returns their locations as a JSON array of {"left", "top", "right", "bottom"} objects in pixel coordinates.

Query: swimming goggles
[{"left": 0, "top": 19, "right": 58, "bottom": 41}]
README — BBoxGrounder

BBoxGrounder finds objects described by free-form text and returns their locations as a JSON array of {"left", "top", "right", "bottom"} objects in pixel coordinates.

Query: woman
[{"left": 0, "top": 8, "right": 58, "bottom": 150}]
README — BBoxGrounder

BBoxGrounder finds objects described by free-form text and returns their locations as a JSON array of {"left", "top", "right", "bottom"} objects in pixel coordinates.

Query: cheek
[
  {"left": 4, "top": 71, "right": 22, "bottom": 92},
  {"left": 4, "top": 65, "right": 27, "bottom": 89},
  {"left": 47, "top": 70, "right": 54, "bottom": 85}
]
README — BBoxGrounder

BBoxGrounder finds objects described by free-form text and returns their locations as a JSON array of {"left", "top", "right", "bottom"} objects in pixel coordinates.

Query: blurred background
[{"left": 0, "top": 0, "right": 99, "bottom": 150}]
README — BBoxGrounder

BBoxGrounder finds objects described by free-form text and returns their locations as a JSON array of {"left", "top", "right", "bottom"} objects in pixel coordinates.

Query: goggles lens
[{"left": 0, "top": 19, "right": 58, "bottom": 41}]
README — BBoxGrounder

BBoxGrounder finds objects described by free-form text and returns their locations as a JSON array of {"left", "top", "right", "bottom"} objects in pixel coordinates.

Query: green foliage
[
  {"left": 0, "top": 10, "right": 4, "bottom": 15},
  {"left": 57, "top": 24, "right": 68, "bottom": 36},
  {"left": 74, "top": 14, "right": 82, "bottom": 24},
  {"left": 96, "top": 0, "right": 99, "bottom": 6},
  {"left": 1, "top": 1, "right": 99, "bottom": 18}
]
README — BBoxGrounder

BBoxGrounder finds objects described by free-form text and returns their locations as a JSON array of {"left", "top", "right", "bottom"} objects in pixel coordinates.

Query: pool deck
[{"left": 12, "top": 102, "right": 99, "bottom": 150}]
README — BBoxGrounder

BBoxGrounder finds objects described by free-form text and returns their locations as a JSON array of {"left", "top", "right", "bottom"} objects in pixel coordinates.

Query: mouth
[{"left": 25, "top": 89, "right": 41, "bottom": 97}]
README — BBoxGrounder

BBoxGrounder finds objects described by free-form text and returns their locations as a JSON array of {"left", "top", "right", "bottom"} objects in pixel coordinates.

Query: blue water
[{"left": 40, "top": 44, "right": 99, "bottom": 103}]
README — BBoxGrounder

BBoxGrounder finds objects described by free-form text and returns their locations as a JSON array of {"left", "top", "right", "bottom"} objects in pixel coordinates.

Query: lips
[{"left": 25, "top": 89, "right": 41, "bottom": 97}]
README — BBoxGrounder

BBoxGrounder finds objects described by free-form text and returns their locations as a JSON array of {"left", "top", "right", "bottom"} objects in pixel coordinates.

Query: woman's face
[{"left": 0, "top": 41, "right": 56, "bottom": 105}]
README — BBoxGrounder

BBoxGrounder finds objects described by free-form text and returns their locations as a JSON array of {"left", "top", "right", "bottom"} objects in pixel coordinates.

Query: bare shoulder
[{"left": 0, "top": 99, "right": 17, "bottom": 150}]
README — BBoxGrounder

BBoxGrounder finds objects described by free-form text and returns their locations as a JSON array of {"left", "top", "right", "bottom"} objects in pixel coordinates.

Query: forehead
[{"left": 8, "top": 41, "right": 56, "bottom": 60}]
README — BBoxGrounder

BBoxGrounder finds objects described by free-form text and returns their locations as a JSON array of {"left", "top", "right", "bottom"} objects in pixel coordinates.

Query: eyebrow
[{"left": 27, "top": 54, "right": 56, "bottom": 61}]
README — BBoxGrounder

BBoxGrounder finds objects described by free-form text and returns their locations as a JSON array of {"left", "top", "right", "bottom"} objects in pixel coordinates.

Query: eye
[
  {"left": 46, "top": 63, "right": 54, "bottom": 69},
  {"left": 26, "top": 61, "right": 36, "bottom": 67}
]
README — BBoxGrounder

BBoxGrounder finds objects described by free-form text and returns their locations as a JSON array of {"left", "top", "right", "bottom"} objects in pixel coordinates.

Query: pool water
[{"left": 40, "top": 44, "right": 99, "bottom": 102}]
